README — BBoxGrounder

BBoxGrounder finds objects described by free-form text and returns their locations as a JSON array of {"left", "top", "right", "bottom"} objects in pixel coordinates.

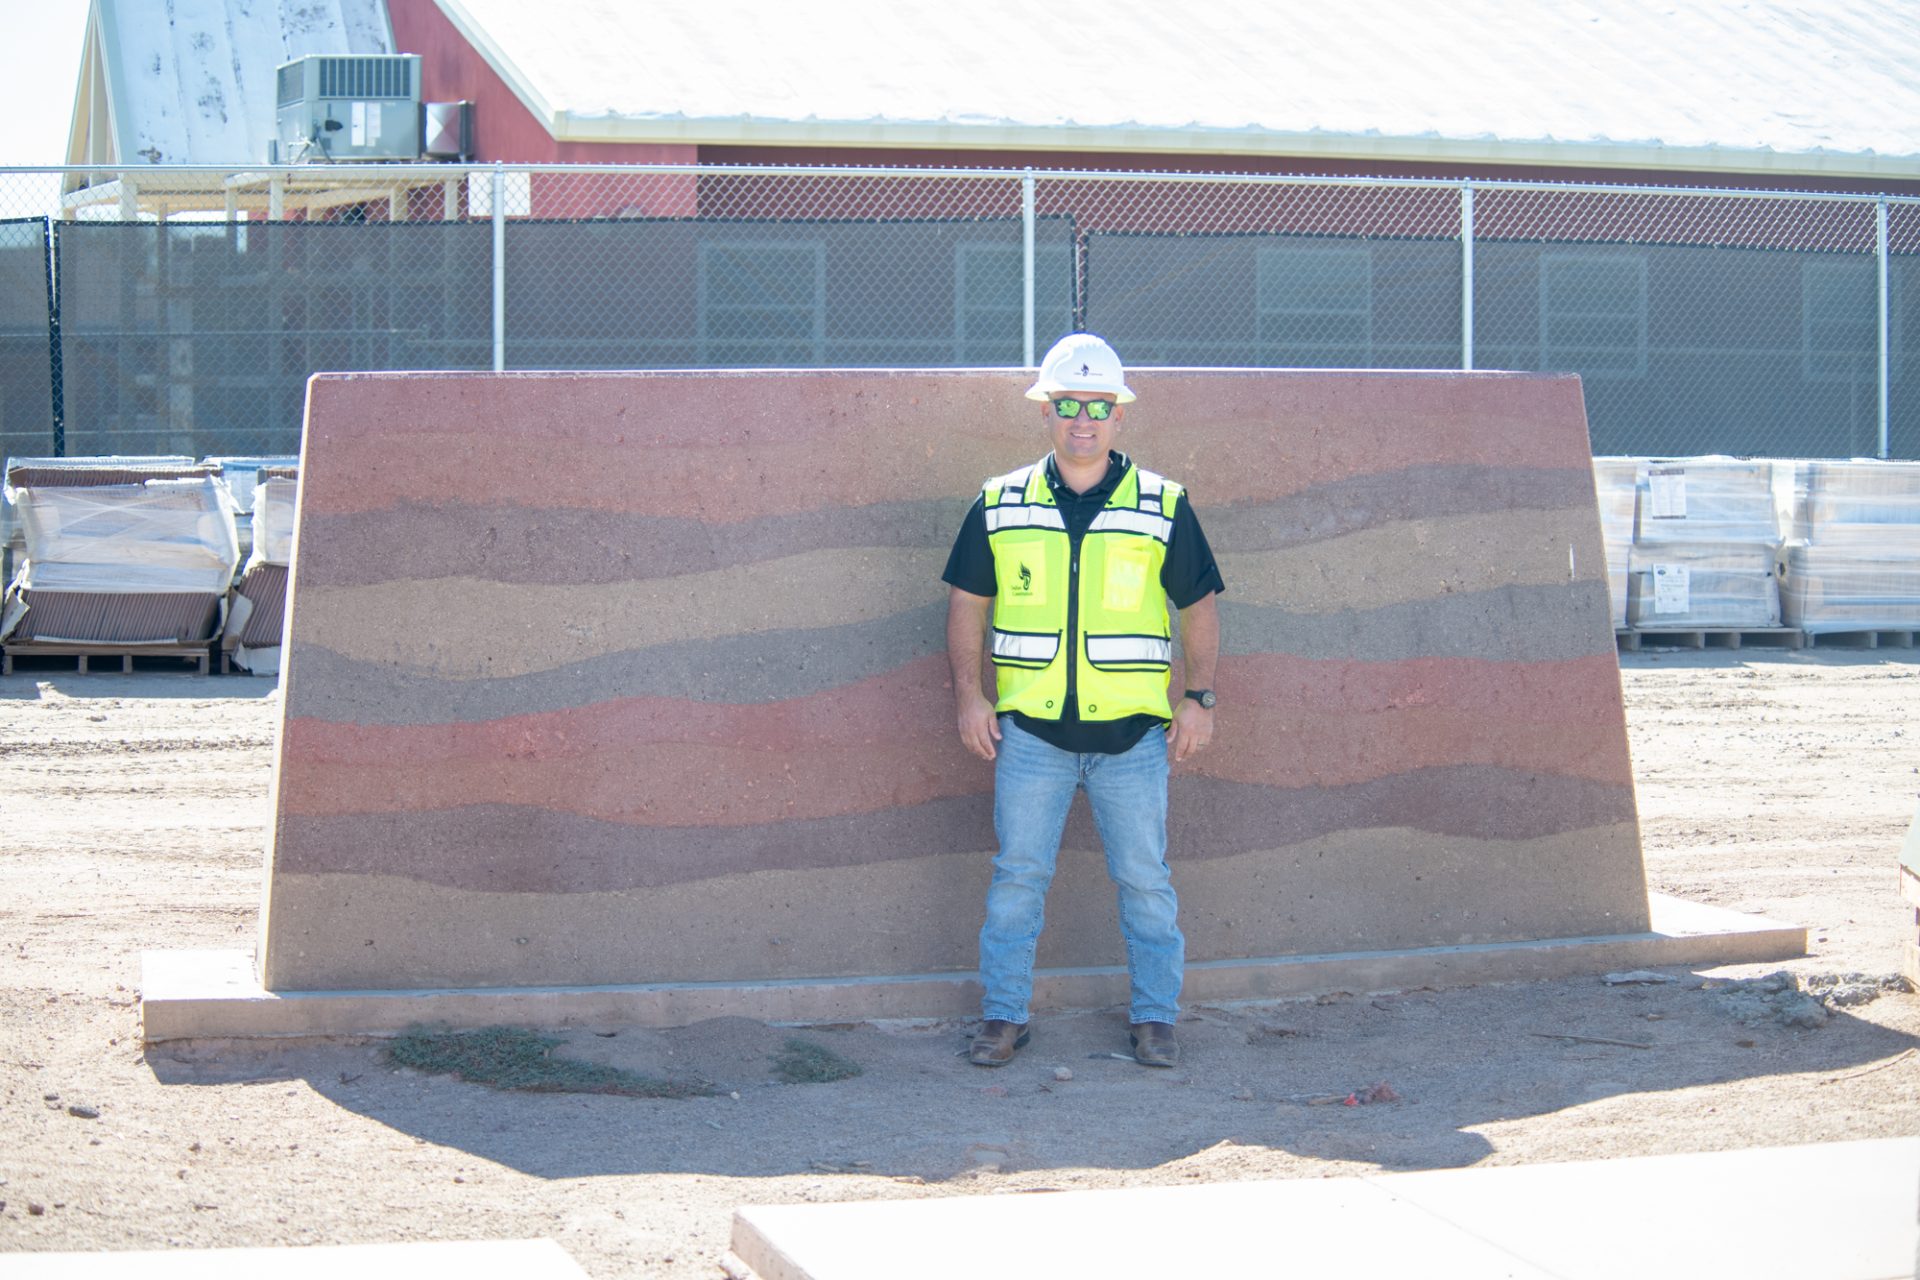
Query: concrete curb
[{"left": 140, "top": 894, "right": 1801, "bottom": 1042}]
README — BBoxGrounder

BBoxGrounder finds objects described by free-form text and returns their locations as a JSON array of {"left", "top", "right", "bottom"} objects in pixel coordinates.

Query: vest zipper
[{"left": 1065, "top": 535, "right": 1081, "bottom": 718}]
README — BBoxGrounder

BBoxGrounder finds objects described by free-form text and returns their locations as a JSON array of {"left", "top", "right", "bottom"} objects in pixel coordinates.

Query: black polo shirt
[{"left": 941, "top": 451, "right": 1226, "bottom": 755}]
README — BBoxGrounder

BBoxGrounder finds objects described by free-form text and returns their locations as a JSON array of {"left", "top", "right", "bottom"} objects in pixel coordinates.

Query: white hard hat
[{"left": 1025, "top": 332, "right": 1136, "bottom": 404}]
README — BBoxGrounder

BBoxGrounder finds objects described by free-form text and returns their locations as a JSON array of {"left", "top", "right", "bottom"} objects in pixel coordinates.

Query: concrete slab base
[
  {"left": 731, "top": 1138, "right": 1920, "bottom": 1280},
  {"left": 140, "top": 894, "right": 1802, "bottom": 1041},
  {"left": 7, "top": 1239, "right": 586, "bottom": 1278}
]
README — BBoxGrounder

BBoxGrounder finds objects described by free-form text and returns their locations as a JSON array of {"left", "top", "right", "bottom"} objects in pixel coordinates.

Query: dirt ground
[{"left": 2, "top": 649, "right": 1918, "bottom": 1276}]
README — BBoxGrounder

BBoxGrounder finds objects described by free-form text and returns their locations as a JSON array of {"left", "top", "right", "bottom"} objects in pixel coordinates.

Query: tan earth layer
[{"left": 260, "top": 822, "right": 1642, "bottom": 990}]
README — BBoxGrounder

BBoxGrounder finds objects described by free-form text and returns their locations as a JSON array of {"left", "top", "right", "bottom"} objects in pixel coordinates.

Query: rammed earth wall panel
[{"left": 260, "top": 368, "right": 1644, "bottom": 991}]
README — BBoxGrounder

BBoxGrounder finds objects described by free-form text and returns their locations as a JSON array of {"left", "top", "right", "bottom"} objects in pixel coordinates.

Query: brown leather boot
[
  {"left": 967, "top": 1019, "right": 1031, "bottom": 1067},
  {"left": 1129, "top": 1021, "right": 1179, "bottom": 1067}
]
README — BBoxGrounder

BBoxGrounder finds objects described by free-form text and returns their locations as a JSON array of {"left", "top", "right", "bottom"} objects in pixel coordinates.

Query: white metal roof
[
  {"left": 440, "top": 0, "right": 1920, "bottom": 179},
  {"left": 69, "top": 0, "right": 393, "bottom": 167}
]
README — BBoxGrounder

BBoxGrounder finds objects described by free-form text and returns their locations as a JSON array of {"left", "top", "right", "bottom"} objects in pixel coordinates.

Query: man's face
[{"left": 1044, "top": 394, "right": 1123, "bottom": 465}]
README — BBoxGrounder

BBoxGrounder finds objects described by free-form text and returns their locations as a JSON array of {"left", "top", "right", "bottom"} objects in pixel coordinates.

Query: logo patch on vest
[{"left": 1007, "top": 559, "right": 1046, "bottom": 605}]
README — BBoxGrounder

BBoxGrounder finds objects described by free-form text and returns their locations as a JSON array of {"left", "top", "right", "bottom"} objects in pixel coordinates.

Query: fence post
[
  {"left": 1878, "top": 197, "right": 1890, "bottom": 459},
  {"left": 1022, "top": 168, "right": 1036, "bottom": 368},
  {"left": 44, "top": 217, "right": 62, "bottom": 457},
  {"left": 1460, "top": 184, "right": 1475, "bottom": 371},
  {"left": 491, "top": 163, "right": 506, "bottom": 373}
]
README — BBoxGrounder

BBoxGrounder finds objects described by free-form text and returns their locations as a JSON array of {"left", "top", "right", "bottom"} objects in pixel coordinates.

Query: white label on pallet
[
  {"left": 1649, "top": 469, "right": 1687, "bottom": 519},
  {"left": 1652, "top": 563, "right": 1691, "bottom": 614}
]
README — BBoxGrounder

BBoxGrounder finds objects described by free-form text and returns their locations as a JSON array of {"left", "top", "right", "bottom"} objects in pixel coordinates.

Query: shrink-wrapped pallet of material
[
  {"left": 0, "top": 464, "right": 240, "bottom": 646},
  {"left": 1633, "top": 456, "right": 1782, "bottom": 544},
  {"left": 1779, "top": 460, "right": 1920, "bottom": 633},
  {"left": 3, "top": 456, "right": 199, "bottom": 579},
  {"left": 203, "top": 455, "right": 299, "bottom": 562},
  {"left": 1592, "top": 457, "right": 1639, "bottom": 629},
  {"left": 1627, "top": 457, "right": 1783, "bottom": 629},
  {"left": 1627, "top": 542, "right": 1782, "bottom": 629},
  {"left": 1790, "top": 459, "right": 1920, "bottom": 531},
  {"left": 220, "top": 467, "right": 297, "bottom": 674},
  {"left": 1779, "top": 535, "right": 1920, "bottom": 632}
]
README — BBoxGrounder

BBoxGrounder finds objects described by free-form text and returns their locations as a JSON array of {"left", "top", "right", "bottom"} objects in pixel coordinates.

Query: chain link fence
[{"left": 0, "top": 164, "right": 1914, "bottom": 462}]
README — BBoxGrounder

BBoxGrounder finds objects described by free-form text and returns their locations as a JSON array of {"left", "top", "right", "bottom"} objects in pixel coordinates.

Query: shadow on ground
[
  {"left": 0, "top": 669, "right": 278, "bottom": 699},
  {"left": 145, "top": 972, "right": 1920, "bottom": 1183}
]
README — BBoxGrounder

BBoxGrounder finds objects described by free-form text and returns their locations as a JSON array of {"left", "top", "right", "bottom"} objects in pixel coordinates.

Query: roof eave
[
  {"left": 548, "top": 113, "right": 1920, "bottom": 182},
  {"left": 434, "top": 0, "right": 556, "bottom": 129}
]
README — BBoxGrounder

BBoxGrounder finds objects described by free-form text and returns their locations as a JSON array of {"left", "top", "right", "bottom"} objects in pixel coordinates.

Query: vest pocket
[
  {"left": 1100, "top": 541, "right": 1154, "bottom": 613},
  {"left": 992, "top": 627, "right": 1062, "bottom": 669},
  {"left": 1084, "top": 633, "right": 1173, "bottom": 671}
]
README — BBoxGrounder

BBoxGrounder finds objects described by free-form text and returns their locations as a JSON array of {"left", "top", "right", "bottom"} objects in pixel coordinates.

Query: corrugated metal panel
[
  {"left": 8, "top": 589, "right": 221, "bottom": 643},
  {"left": 6, "top": 464, "right": 216, "bottom": 488},
  {"left": 94, "top": 0, "right": 392, "bottom": 166},
  {"left": 232, "top": 563, "right": 288, "bottom": 648}
]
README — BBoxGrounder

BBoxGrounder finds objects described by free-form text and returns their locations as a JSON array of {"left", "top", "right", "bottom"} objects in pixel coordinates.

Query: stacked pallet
[
  {"left": 2, "top": 456, "right": 194, "bottom": 583},
  {"left": 204, "top": 455, "right": 299, "bottom": 566},
  {"left": 1592, "top": 457, "right": 1640, "bottom": 629},
  {"left": 1, "top": 458, "right": 240, "bottom": 670},
  {"left": 1626, "top": 457, "right": 1783, "bottom": 630},
  {"left": 220, "top": 465, "right": 297, "bottom": 674},
  {"left": 1778, "top": 460, "right": 1920, "bottom": 634}
]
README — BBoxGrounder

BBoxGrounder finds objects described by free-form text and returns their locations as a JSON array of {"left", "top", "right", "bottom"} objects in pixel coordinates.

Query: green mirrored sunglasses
[{"left": 1050, "top": 397, "right": 1114, "bottom": 421}]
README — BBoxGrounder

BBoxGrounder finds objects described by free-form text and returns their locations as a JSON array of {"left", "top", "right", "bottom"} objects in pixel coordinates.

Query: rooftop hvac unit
[{"left": 274, "top": 54, "right": 423, "bottom": 162}]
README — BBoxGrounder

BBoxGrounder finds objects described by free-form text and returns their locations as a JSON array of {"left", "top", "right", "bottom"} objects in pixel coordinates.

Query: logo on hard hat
[{"left": 1079, "top": 363, "right": 1091, "bottom": 375}]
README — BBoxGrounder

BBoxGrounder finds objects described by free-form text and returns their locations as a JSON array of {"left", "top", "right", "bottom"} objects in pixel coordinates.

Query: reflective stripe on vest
[
  {"left": 985, "top": 503, "right": 1068, "bottom": 532},
  {"left": 1087, "top": 508, "right": 1173, "bottom": 542},
  {"left": 992, "top": 628, "right": 1061, "bottom": 667},
  {"left": 1085, "top": 634, "right": 1173, "bottom": 668}
]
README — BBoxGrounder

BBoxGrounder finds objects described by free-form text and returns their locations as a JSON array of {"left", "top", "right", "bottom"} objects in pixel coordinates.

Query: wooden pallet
[
  {"left": 2, "top": 641, "right": 212, "bottom": 676},
  {"left": 1617, "top": 627, "right": 1804, "bottom": 652},
  {"left": 1800, "top": 629, "right": 1918, "bottom": 649}
]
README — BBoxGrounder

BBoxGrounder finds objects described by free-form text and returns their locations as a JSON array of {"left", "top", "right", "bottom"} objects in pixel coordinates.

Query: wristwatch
[{"left": 1183, "top": 689, "right": 1216, "bottom": 709}]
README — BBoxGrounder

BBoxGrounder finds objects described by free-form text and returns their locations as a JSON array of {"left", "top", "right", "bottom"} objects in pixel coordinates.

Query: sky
[
  {"left": 0, "top": 0, "right": 92, "bottom": 217},
  {"left": 0, "top": 0, "right": 90, "bottom": 167}
]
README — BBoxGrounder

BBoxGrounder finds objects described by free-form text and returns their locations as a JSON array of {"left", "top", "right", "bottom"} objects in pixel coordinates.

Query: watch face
[{"left": 1190, "top": 690, "right": 1216, "bottom": 709}]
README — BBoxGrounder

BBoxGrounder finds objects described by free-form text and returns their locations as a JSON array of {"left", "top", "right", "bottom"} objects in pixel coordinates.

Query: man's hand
[
  {"left": 1167, "top": 695, "right": 1213, "bottom": 763},
  {"left": 1168, "top": 591, "right": 1219, "bottom": 763},
  {"left": 947, "top": 587, "right": 1000, "bottom": 761},
  {"left": 957, "top": 689, "right": 1003, "bottom": 761}
]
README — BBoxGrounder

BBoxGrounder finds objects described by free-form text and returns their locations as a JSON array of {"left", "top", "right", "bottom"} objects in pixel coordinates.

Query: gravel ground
[{"left": 1, "top": 648, "right": 1916, "bottom": 1276}]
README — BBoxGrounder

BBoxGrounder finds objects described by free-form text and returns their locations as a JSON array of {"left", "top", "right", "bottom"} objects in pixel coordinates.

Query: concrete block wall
[{"left": 260, "top": 368, "right": 1645, "bottom": 992}]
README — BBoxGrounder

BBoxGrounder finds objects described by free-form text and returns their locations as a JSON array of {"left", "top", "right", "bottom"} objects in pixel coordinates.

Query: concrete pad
[
  {"left": 730, "top": 1138, "right": 1920, "bottom": 1280},
  {"left": 140, "top": 894, "right": 1801, "bottom": 1041},
  {"left": 6, "top": 1239, "right": 587, "bottom": 1278}
]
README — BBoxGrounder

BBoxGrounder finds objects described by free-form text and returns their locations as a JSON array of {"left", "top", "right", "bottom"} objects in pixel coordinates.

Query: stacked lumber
[
  {"left": 1778, "top": 460, "right": 1920, "bottom": 634},
  {"left": 1626, "top": 457, "right": 1783, "bottom": 629}
]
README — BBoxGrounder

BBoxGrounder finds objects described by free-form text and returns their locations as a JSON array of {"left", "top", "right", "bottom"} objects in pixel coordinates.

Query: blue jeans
[{"left": 979, "top": 717, "right": 1184, "bottom": 1025}]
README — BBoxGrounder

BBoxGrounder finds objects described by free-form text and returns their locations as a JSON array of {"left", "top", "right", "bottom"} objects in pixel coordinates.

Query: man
[{"left": 942, "top": 333, "right": 1224, "bottom": 1069}]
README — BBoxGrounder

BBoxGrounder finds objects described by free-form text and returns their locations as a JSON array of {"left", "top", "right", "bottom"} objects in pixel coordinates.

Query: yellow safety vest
[{"left": 983, "top": 455, "right": 1183, "bottom": 722}]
